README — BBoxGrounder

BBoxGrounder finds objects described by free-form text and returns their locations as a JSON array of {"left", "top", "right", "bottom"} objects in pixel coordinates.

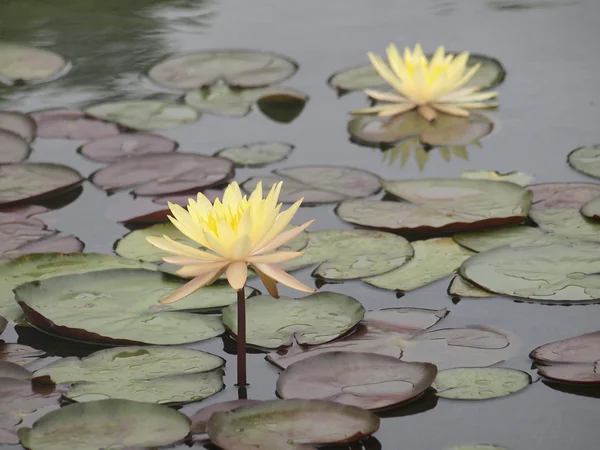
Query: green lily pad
[
  {"left": 461, "top": 170, "right": 534, "bottom": 186},
  {"left": 0, "top": 316, "right": 6, "bottom": 335},
  {"left": 276, "top": 351, "right": 437, "bottom": 410},
  {"left": 242, "top": 165, "right": 381, "bottom": 205},
  {"left": 279, "top": 229, "right": 413, "bottom": 280},
  {"left": 207, "top": 399, "right": 379, "bottom": 450},
  {"left": 567, "top": 144, "right": 600, "bottom": 179},
  {"left": 85, "top": 101, "right": 200, "bottom": 131},
  {"left": 363, "top": 238, "right": 473, "bottom": 292},
  {"left": 14, "top": 269, "right": 229, "bottom": 345},
  {"left": 214, "top": 142, "right": 293, "bottom": 167},
  {"left": 0, "top": 344, "right": 45, "bottom": 366},
  {"left": 0, "top": 163, "right": 83, "bottom": 207},
  {"left": 0, "top": 111, "right": 36, "bottom": 142},
  {"left": 448, "top": 276, "right": 495, "bottom": 298},
  {"left": 581, "top": 195, "right": 600, "bottom": 220},
  {"left": 460, "top": 241, "right": 600, "bottom": 302},
  {"left": 0, "top": 43, "right": 68, "bottom": 86},
  {"left": 221, "top": 292, "right": 365, "bottom": 349},
  {"left": 337, "top": 178, "right": 531, "bottom": 233},
  {"left": 433, "top": 367, "right": 531, "bottom": 400},
  {"left": 453, "top": 226, "right": 551, "bottom": 252},
  {"left": 328, "top": 53, "right": 504, "bottom": 93},
  {"left": 0, "top": 253, "right": 157, "bottom": 322},
  {"left": 191, "top": 400, "right": 263, "bottom": 434},
  {"left": 18, "top": 399, "right": 191, "bottom": 450},
  {"left": 148, "top": 49, "right": 298, "bottom": 90},
  {"left": 529, "top": 182, "right": 600, "bottom": 209},
  {"left": 529, "top": 208, "right": 600, "bottom": 241}
]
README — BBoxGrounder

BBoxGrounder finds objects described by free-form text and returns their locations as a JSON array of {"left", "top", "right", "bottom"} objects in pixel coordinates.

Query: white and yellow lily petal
[
  {"left": 146, "top": 181, "right": 316, "bottom": 304},
  {"left": 351, "top": 43, "right": 498, "bottom": 121}
]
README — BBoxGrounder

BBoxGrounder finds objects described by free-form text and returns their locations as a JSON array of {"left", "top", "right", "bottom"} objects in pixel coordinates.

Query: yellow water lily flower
[
  {"left": 352, "top": 43, "right": 498, "bottom": 121},
  {"left": 147, "top": 181, "right": 316, "bottom": 304}
]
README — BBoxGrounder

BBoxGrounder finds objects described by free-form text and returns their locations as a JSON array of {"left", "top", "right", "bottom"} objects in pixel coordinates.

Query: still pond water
[{"left": 1, "top": 0, "right": 600, "bottom": 448}]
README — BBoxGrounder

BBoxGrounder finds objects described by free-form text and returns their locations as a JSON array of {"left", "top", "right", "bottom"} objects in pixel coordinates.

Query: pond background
[{"left": 1, "top": 0, "right": 599, "bottom": 448}]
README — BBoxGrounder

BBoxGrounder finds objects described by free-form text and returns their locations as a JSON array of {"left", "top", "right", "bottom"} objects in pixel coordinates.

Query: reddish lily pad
[
  {"left": 530, "top": 331, "right": 600, "bottom": 364},
  {"left": 148, "top": 49, "right": 298, "bottom": 90},
  {"left": 30, "top": 109, "right": 120, "bottom": 139},
  {"left": 277, "top": 352, "right": 437, "bottom": 410},
  {"left": 91, "top": 153, "right": 234, "bottom": 196},
  {"left": 0, "top": 111, "right": 36, "bottom": 142},
  {"left": 1, "top": 234, "right": 83, "bottom": 263},
  {"left": 0, "top": 43, "right": 68, "bottom": 86},
  {"left": 191, "top": 400, "right": 262, "bottom": 434},
  {"left": 79, "top": 133, "right": 178, "bottom": 163},
  {"left": 0, "top": 129, "right": 31, "bottom": 163},
  {"left": 0, "top": 344, "right": 45, "bottom": 366},
  {"left": 528, "top": 182, "right": 600, "bottom": 209},
  {"left": 537, "top": 363, "right": 600, "bottom": 385},
  {"left": 242, "top": 166, "right": 380, "bottom": 205},
  {"left": 0, "top": 163, "right": 83, "bottom": 207},
  {"left": 207, "top": 399, "right": 380, "bottom": 450}
]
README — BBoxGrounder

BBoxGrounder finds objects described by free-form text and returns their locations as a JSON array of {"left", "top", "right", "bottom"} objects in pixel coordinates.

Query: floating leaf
[
  {"left": 448, "top": 276, "right": 495, "bottom": 298},
  {"left": 363, "top": 238, "right": 473, "bottom": 292},
  {"left": 329, "top": 53, "right": 504, "bottom": 93},
  {"left": 0, "top": 316, "right": 6, "bottom": 335},
  {"left": 79, "top": 133, "right": 178, "bottom": 163},
  {"left": 461, "top": 170, "right": 534, "bottom": 186},
  {"left": 18, "top": 399, "right": 191, "bottom": 450},
  {"left": 528, "top": 182, "right": 600, "bottom": 209},
  {"left": 460, "top": 242, "right": 600, "bottom": 302},
  {"left": 453, "top": 226, "right": 551, "bottom": 252},
  {"left": 0, "top": 43, "right": 68, "bottom": 86},
  {"left": 530, "top": 331, "right": 600, "bottom": 364},
  {"left": 277, "top": 352, "right": 437, "bottom": 410},
  {"left": 348, "top": 111, "right": 492, "bottom": 148},
  {"left": 191, "top": 400, "right": 263, "bottom": 434},
  {"left": 0, "top": 361, "right": 32, "bottom": 380},
  {"left": 0, "top": 344, "right": 45, "bottom": 366},
  {"left": 30, "top": 110, "right": 120, "bottom": 140},
  {"left": 0, "top": 111, "right": 36, "bottom": 142},
  {"left": 14, "top": 269, "right": 229, "bottom": 345},
  {"left": 0, "top": 130, "right": 30, "bottom": 163},
  {"left": 221, "top": 293, "right": 365, "bottom": 349},
  {"left": 0, "top": 163, "right": 83, "bottom": 207},
  {"left": 91, "top": 152, "right": 234, "bottom": 196},
  {"left": 0, "top": 253, "right": 157, "bottom": 322},
  {"left": 433, "top": 367, "right": 531, "bottom": 400},
  {"left": 537, "top": 362, "right": 600, "bottom": 385},
  {"left": 567, "top": 145, "right": 600, "bottom": 179},
  {"left": 85, "top": 101, "right": 200, "bottom": 131},
  {"left": 529, "top": 208, "right": 600, "bottom": 241},
  {"left": 214, "top": 142, "right": 293, "bottom": 167},
  {"left": 581, "top": 195, "right": 600, "bottom": 220},
  {"left": 242, "top": 165, "right": 381, "bottom": 205},
  {"left": 207, "top": 399, "right": 379, "bottom": 450},
  {"left": 1, "top": 233, "right": 84, "bottom": 263},
  {"left": 149, "top": 49, "right": 298, "bottom": 90}
]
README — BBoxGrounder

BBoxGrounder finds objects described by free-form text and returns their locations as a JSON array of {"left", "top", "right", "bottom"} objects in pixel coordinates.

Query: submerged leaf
[
  {"left": 567, "top": 145, "right": 600, "bottom": 179},
  {"left": 433, "top": 367, "right": 531, "bottom": 400},
  {"left": 214, "top": 142, "right": 293, "bottom": 167}
]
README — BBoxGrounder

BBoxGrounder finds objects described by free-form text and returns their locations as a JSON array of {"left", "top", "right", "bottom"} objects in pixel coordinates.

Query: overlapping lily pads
[
  {"left": 207, "top": 399, "right": 379, "bottom": 450},
  {"left": 242, "top": 165, "right": 381, "bottom": 205},
  {"left": 0, "top": 163, "right": 83, "bottom": 207},
  {"left": 0, "top": 344, "right": 45, "bottom": 366},
  {"left": 528, "top": 182, "right": 600, "bottom": 209},
  {"left": 191, "top": 400, "right": 262, "bottom": 434},
  {"left": 581, "top": 195, "right": 600, "bottom": 220},
  {"left": 461, "top": 170, "right": 534, "bottom": 186},
  {"left": 91, "top": 152, "right": 234, "bottom": 196},
  {"left": 529, "top": 208, "right": 600, "bottom": 241},
  {"left": 448, "top": 276, "right": 495, "bottom": 298},
  {"left": 33, "top": 346, "right": 225, "bottom": 404},
  {"left": 30, "top": 110, "right": 120, "bottom": 140},
  {"left": 567, "top": 145, "right": 600, "bottom": 179},
  {"left": 14, "top": 268, "right": 233, "bottom": 345},
  {"left": 0, "top": 111, "right": 36, "bottom": 142},
  {"left": 433, "top": 367, "right": 531, "bottom": 400},
  {"left": 79, "top": 133, "right": 178, "bottom": 162},
  {"left": 460, "top": 241, "right": 600, "bottom": 302},
  {"left": 0, "top": 129, "right": 30, "bottom": 163},
  {"left": 85, "top": 101, "right": 200, "bottom": 131},
  {"left": 276, "top": 352, "right": 437, "bottom": 410},
  {"left": 149, "top": 49, "right": 298, "bottom": 90},
  {"left": 363, "top": 238, "right": 473, "bottom": 292},
  {"left": 337, "top": 178, "right": 531, "bottom": 233},
  {"left": 0, "top": 43, "right": 68, "bottom": 86},
  {"left": 214, "top": 142, "right": 293, "bottom": 167},
  {"left": 453, "top": 226, "right": 550, "bottom": 252},
  {"left": 221, "top": 293, "right": 365, "bottom": 349},
  {"left": 18, "top": 399, "right": 191, "bottom": 450}
]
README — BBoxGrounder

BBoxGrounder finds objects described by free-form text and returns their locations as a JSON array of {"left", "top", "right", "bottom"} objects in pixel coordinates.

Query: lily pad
[
  {"left": 1, "top": 233, "right": 84, "bottom": 263},
  {"left": 0, "top": 361, "right": 32, "bottom": 380},
  {"left": 529, "top": 208, "right": 600, "bottom": 241},
  {"left": 348, "top": 111, "right": 493, "bottom": 148},
  {"left": 30, "top": 109, "right": 120, "bottom": 140},
  {"left": 581, "top": 195, "right": 600, "bottom": 220},
  {"left": 0, "top": 344, "right": 45, "bottom": 366},
  {"left": 214, "top": 142, "right": 293, "bottom": 167},
  {"left": 0, "top": 252, "right": 157, "bottom": 322},
  {"left": 433, "top": 367, "right": 531, "bottom": 400},
  {"left": 0, "top": 130, "right": 30, "bottom": 163},
  {"left": 91, "top": 152, "right": 234, "bottom": 196},
  {"left": 221, "top": 292, "right": 365, "bottom": 349},
  {"left": 85, "top": 101, "right": 200, "bottom": 131},
  {"left": 528, "top": 182, "right": 600, "bottom": 209},
  {"left": 207, "top": 399, "right": 379, "bottom": 450},
  {"left": 0, "top": 316, "right": 6, "bottom": 335},
  {"left": 148, "top": 49, "right": 298, "bottom": 90},
  {"left": 461, "top": 170, "right": 534, "bottom": 186},
  {"left": 14, "top": 268, "right": 231, "bottom": 345},
  {"left": 337, "top": 178, "right": 531, "bottom": 233},
  {"left": 0, "top": 43, "right": 68, "bottom": 85},
  {"left": 567, "top": 145, "right": 600, "bottom": 179},
  {"left": 191, "top": 400, "right": 263, "bottom": 434},
  {"left": 277, "top": 352, "right": 437, "bottom": 410},
  {"left": 18, "top": 399, "right": 191, "bottom": 450},
  {"left": 0, "top": 111, "right": 36, "bottom": 142},
  {"left": 453, "top": 226, "right": 551, "bottom": 252},
  {"left": 0, "top": 163, "right": 83, "bottom": 207},
  {"left": 460, "top": 241, "right": 600, "bottom": 302},
  {"left": 363, "top": 238, "right": 474, "bottom": 292},
  {"left": 537, "top": 362, "right": 600, "bottom": 385},
  {"left": 329, "top": 53, "right": 505, "bottom": 93},
  {"left": 448, "top": 276, "right": 495, "bottom": 298},
  {"left": 242, "top": 165, "right": 381, "bottom": 205},
  {"left": 530, "top": 331, "right": 600, "bottom": 364},
  {"left": 79, "top": 133, "right": 178, "bottom": 162}
]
